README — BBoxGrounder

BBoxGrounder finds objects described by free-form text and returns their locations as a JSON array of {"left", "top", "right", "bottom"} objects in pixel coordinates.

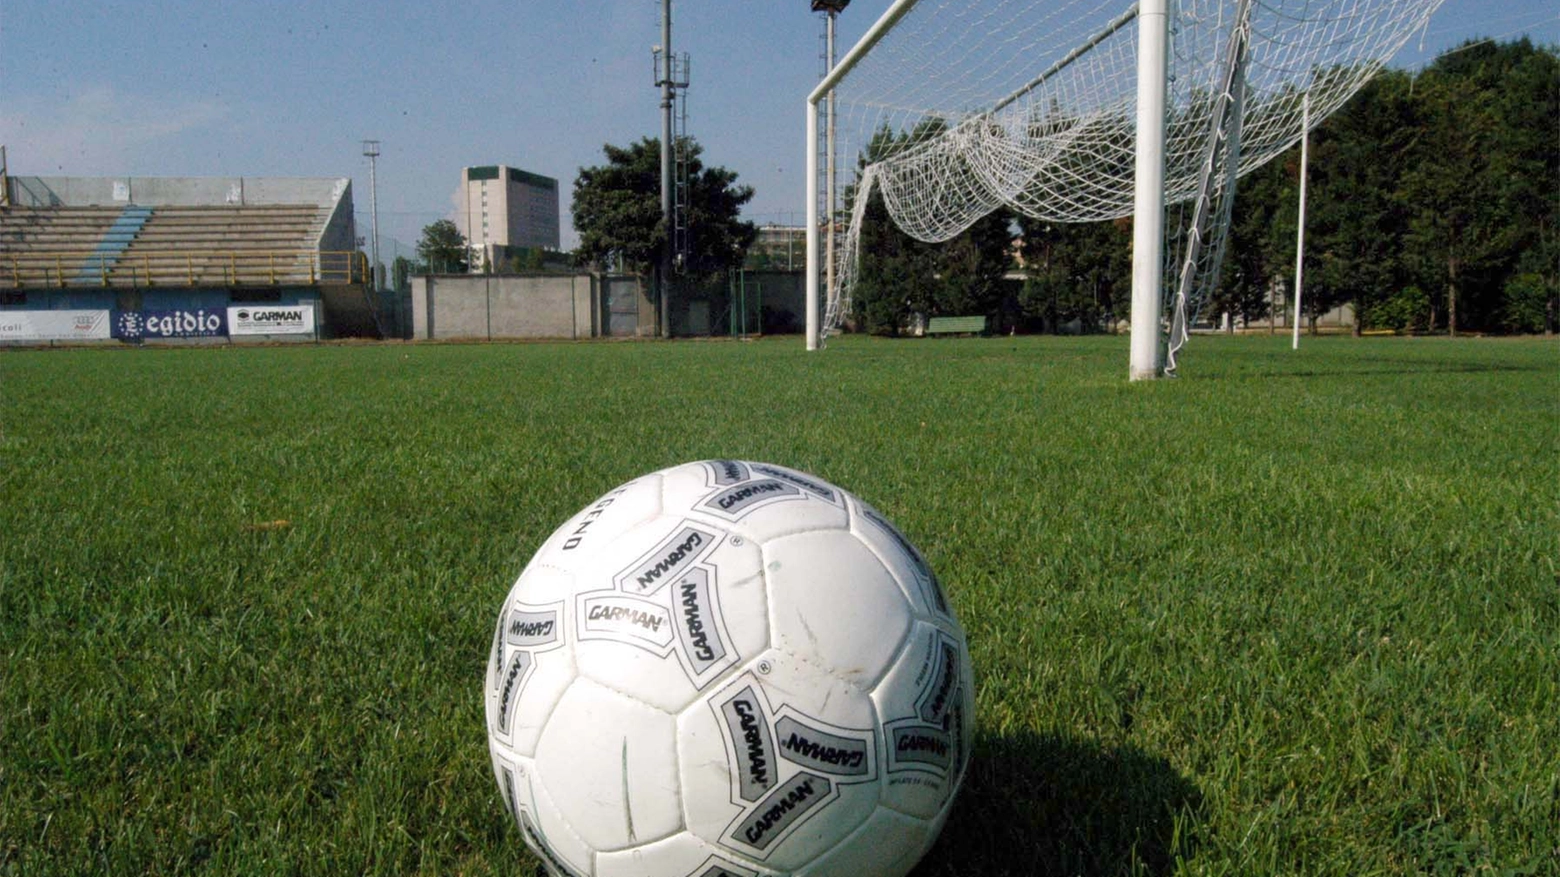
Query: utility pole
[
  {"left": 362, "top": 140, "right": 381, "bottom": 289},
  {"left": 657, "top": 0, "right": 674, "bottom": 338}
]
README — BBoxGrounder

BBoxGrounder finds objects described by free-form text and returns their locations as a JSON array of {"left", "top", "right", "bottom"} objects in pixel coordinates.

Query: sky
[{"left": 2, "top": 0, "right": 1554, "bottom": 256}]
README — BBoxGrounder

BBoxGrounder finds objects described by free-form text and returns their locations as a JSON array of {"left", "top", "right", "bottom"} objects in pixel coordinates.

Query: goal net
[{"left": 807, "top": 0, "right": 1444, "bottom": 373}]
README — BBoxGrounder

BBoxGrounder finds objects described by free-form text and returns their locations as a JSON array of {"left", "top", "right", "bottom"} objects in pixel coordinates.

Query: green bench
[{"left": 925, "top": 315, "right": 988, "bottom": 336}]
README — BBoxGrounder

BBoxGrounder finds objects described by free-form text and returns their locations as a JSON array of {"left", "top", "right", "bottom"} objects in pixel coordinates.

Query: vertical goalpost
[{"left": 1128, "top": 0, "right": 1169, "bottom": 380}]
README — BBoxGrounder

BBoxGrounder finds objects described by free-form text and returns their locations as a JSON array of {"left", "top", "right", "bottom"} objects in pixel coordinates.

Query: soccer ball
[{"left": 485, "top": 460, "right": 973, "bottom": 877}]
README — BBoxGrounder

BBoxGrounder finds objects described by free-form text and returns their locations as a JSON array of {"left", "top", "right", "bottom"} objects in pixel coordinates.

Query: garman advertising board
[
  {"left": 0, "top": 310, "right": 112, "bottom": 341},
  {"left": 113, "top": 309, "right": 227, "bottom": 339},
  {"left": 228, "top": 305, "right": 316, "bottom": 336}
]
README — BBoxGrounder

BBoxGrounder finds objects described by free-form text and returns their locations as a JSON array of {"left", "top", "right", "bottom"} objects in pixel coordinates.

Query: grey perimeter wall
[
  {"left": 408, "top": 271, "right": 804, "bottom": 341},
  {"left": 410, "top": 274, "right": 608, "bottom": 341}
]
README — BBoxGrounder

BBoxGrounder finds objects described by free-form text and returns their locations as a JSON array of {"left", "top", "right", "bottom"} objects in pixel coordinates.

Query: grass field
[{"left": 1, "top": 334, "right": 1555, "bottom": 876}]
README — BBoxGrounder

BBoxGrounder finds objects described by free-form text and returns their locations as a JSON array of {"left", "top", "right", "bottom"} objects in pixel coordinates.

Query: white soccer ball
[{"left": 485, "top": 460, "right": 973, "bottom": 877}]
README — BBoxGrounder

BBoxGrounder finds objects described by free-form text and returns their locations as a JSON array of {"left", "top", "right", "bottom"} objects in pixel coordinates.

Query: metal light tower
[{"left": 361, "top": 140, "right": 381, "bottom": 290}]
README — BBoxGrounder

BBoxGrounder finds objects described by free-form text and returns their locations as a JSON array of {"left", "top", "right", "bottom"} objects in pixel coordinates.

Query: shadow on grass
[{"left": 912, "top": 730, "right": 1203, "bottom": 877}]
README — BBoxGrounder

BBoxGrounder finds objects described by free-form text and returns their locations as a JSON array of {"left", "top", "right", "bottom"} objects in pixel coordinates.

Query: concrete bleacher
[
  {"left": 1, "top": 203, "right": 353, "bottom": 288},
  {"left": 113, "top": 204, "right": 332, "bottom": 286},
  {"left": 1, "top": 176, "right": 361, "bottom": 289}
]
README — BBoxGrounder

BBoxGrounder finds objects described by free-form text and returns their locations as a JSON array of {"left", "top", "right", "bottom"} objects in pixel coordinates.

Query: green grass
[{"left": 1, "top": 335, "right": 1555, "bottom": 876}]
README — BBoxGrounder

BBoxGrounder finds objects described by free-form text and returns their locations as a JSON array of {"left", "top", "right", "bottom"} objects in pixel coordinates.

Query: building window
[{"left": 0, "top": 290, "right": 26, "bottom": 306}]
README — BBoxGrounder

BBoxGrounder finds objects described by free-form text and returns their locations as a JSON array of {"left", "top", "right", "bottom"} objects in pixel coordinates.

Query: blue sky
[{"left": 2, "top": 0, "right": 1554, "bottom": 254}]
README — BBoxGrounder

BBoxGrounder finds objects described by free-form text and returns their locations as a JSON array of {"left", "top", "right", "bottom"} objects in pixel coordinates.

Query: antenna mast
[{"left": 654, "top": 1, "right": 691, "bottom": 336}]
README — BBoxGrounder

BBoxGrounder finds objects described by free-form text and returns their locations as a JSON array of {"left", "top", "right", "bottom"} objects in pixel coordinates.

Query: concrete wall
[
  {"left": 315, "top": 179, "right": 356, "bottom": 254},
  {"left": 6, "top": 176, "right": 346, "bottom": 208},
  {"left": 410, "top": 273, "right": 597, "bottom": 340},
  {"left": 405, "top": 271, "right": 796, "bottom": 341}
]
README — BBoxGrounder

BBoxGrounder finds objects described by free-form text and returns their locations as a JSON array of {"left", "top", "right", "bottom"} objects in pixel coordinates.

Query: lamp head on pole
[{"left": 361, "top": 140, "right": 380, "bottom": 158}]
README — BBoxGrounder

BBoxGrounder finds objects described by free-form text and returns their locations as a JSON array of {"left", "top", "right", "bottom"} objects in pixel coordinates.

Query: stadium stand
[{"left": 1, "top": 176, "right": 380, "bottom": 341}]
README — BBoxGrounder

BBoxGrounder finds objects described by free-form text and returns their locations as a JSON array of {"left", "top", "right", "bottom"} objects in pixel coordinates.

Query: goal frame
[{"left": 804, "top": 0, "right": 1171, "bottom": 380}]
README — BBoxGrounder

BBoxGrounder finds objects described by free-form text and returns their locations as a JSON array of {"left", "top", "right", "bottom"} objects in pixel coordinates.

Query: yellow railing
[{"left": 1, "top": 249, "right": 369, "bottom": 288}]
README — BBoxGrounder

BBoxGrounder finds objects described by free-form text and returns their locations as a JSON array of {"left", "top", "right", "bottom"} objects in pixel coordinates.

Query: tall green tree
[
  {"left": 848, "top": 125, "right": 935, "bottom": 335},
  {"left": 1460, "top": 38, "right": 1560, "bottom": 333},
  {"left": 1305, "top": 69, "right": 1416, "bottom": 334},
  {"left": 571, "top": 137, "right": 757, "bottom": 277},
  {"left": 1398, "top": 64, "right": 1503, "bottom": 336},
  {"left": 937, "top": 208, "right": 1015, "bottom": 320},
  {"left": 416, "top": 220, "right": 467, "bottom": 273},
  {"left": 1016, "top": 216, "right": 1130, "bottom": 333},
  {"left": 1217, "top": 151, "right": 1291, "bottom": 330}
]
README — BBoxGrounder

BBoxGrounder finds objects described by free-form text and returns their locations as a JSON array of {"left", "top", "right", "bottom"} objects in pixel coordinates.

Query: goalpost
[{"left": 805, "top": 0, "right": 1445, "bottom": 376}]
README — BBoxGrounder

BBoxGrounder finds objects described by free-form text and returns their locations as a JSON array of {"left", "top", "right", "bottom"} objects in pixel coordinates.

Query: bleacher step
[{"left": 73, "top": 205, "right": 154, "bottom": 283}]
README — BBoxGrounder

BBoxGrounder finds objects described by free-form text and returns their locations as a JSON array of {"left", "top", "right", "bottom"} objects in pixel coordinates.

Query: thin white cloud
[{"left": 0, "top": 85, "right": 229, "bottom": 174}]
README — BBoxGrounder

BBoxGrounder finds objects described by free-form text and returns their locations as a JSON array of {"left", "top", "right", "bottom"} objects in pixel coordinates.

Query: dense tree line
[{"left": 850, "top": 38, "right": 1558, "bottom": 335}]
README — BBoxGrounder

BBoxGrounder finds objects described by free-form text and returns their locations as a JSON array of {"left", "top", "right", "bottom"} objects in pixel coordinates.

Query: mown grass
[{"left": 1, "top": 334, "right": 1555, "bottom": 876}]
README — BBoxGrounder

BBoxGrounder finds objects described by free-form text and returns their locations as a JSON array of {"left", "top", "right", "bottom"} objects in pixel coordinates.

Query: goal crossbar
[{"left": 991, "top": 4, "right": 1140, "bottom": 116}]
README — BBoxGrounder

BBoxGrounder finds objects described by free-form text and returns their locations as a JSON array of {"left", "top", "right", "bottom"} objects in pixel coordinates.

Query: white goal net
[{"left": 810, "top": 0, "right": 1444, "bottom": 372}]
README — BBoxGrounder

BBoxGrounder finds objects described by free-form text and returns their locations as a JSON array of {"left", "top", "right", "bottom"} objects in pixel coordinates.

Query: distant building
[
  {"left": 745, "top": 225, "right": 806, "bottom": 271},
  {"left": 452, "top": 165, "right": 560, "bottom": 270}
]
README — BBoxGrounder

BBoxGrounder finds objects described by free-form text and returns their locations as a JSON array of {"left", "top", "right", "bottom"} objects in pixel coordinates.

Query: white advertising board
[
  {"left": 227, "top": 305, "right": 316, "bottom": 336},
  {"left": 0, "top": 310, "right": 112, "bottom": 341}
]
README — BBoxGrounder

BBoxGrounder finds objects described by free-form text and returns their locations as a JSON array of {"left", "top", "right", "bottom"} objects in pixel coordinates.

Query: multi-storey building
[{"left": 452, "top": 165, "right": 560, "bottom": 269}]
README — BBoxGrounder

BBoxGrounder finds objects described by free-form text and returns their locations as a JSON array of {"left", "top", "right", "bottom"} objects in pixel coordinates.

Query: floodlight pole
[
  {"left": 1292, "top": 92, "right": 1309, "bottom": 351},
  {"left": 806, "top": 102, "right": 821, "bottom": 350},
  {"left": 362, "top": 140, "right": 381, "bottom": 290},
  {"left": 819, "top": 4, "right": 847, "bottom": 338},
  {"left": 1129, "top": 0, "right": 1169, "bottom": 380},
  {"left": 806, "top": 0, "right": 917, "bottom": 351}
]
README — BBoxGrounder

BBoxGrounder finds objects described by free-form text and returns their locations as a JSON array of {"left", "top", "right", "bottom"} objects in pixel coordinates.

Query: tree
[
  {"left": 936, "top": 208, "right": 1015, "bottom": 320},
  {"left": 848, "top": 121, "right": 1017, "bottom": 334},
  {"left": 1398, "top": 66, "right": 1503, "bottom": 337},
  {"left": 571, "top": 137, "right": 757, "bottom": 277},
  {"left": 1216, "top": 151, "right": 1291, "bottom": 330},
  {"left": 1297, "top": 70, "right": 1418, "bottom": 335},
  {"left": 1016, "top": 216, "right": 1130, "bottom": 333},
  {"left": 417, "top": 220, "right": 467, "bottom": 274},
  {"left": 852, "top": 173, "right": 939, "bottom": 335}
]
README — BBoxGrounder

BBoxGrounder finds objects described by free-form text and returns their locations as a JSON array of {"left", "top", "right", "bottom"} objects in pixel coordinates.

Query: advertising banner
[
  {"left": 113, "top": 309, "right": 227, "bottom": 340},
  {"left": 0, "top": 310, "right": 112, "bottom": 341},
  {"left": 227, "top": 305, "right": 315, "bottom": 336}
]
